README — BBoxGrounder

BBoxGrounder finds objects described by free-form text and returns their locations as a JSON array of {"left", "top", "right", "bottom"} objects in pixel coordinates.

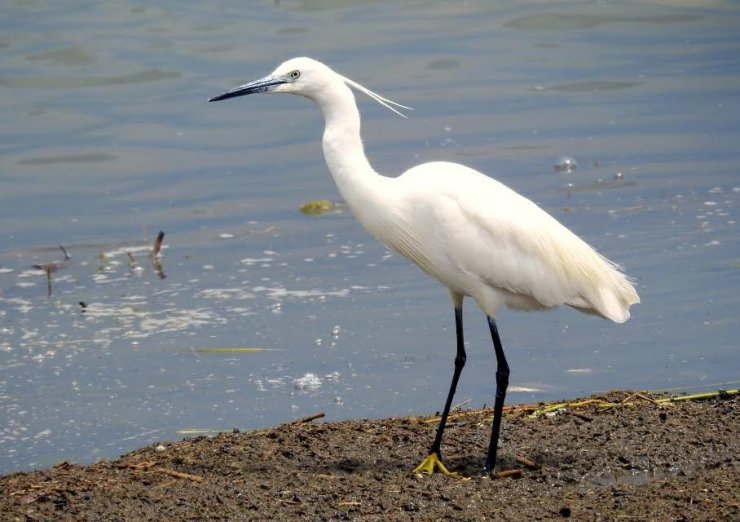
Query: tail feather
[
  {"left": 566, "top": 252, "right": 640, "bottom": 323},
  {"left": 597, "top": 284, "right": 639, "bottom": 323}
]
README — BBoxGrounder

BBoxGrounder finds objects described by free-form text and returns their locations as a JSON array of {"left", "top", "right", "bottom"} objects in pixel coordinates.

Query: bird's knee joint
[{"left": 495, "top": 368, "right": 509, "bottom": 386}]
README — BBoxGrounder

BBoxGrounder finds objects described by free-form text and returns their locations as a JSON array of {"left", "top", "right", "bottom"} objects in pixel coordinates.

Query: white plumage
[
  {"left": 210, "top": 57, "right": 640, "bottom": 477},
  {"left": 368, "top": 161, "right": 637, "bottom": 322}
]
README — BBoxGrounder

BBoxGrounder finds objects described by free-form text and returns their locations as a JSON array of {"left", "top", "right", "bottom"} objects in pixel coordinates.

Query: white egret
[{"left": 209, "top": 57, "right": 640, "bottom": 477}]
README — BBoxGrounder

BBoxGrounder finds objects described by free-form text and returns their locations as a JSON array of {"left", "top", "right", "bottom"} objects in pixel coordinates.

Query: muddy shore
[{"left": 2, "top": 391, "right": 737, "bottom": 521}]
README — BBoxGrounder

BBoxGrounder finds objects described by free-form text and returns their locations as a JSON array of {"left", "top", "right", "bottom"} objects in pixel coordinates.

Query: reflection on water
[
  {"left": 540, "top": 81, "right": 642, "bottom": 92},
  {"left": 504, "top": 12, "right": 702, "bottom": 30},
  {"left": 1, "top": 0, "right": 738, "bottom": 473},
  {"left": 16, "top": 153, "right": 117, "bottom": 166},
  {"left": 0, "top": 69, "right": 181, "bottom": 89},
  {"left": 26, "top": 47, "right": 97, "bottom": 67}
]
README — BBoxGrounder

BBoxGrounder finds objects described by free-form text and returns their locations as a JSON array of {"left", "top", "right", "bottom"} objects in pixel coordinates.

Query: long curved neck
[{"left": 315, "top": 82, "right": 389, "bottom": 227}]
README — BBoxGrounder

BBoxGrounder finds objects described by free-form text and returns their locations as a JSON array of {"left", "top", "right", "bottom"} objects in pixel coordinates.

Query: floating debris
[
  {"left": 31, "top": 246, "right": 72, "bottom": 296},
  {"left": 192, "top": 347, "right": 273, "bottom": 354},
  {"left": 151, "top": 231, "right": 165, "bottom": 258},
  {"left": 553, "top": 156, "right": 578, "bottom": 173},
  {"left": 293, "top": 373, "right": 322, "bottom": 391},
  {"left": 127, "top": 252, "right": 137, "bottom": 268},
  {"left": 149, "top": 231, "right": 166, "bottom": 279},
  {"left": 561, "top": 178, "right": 636, "bottom": 194},
  {"left": 300, "top": 199, "right": 336, "bottom": 215}
]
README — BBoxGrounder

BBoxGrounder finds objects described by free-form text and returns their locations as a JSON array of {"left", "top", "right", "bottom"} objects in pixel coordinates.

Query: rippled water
[{"left": 1, "top": 0, "right": 738, "bottom": 472}]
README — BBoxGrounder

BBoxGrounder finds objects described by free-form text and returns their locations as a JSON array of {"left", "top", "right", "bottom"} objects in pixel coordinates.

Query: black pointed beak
[{"left": 209, "top": 75, "right": 287, "bottom": 102}]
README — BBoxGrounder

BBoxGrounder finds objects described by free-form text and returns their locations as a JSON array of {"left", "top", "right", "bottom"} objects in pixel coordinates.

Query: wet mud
[{"left": 2, "top": 391, "right": 737, "bottom": 521}]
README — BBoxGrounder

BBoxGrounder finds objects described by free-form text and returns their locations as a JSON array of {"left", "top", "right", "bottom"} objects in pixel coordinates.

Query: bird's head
[
  {"left": 209, "top": 57, "right": 412, "bottom": 117},
  {"left": 209, "top": 57, "right": 332, "bottom": 102}
]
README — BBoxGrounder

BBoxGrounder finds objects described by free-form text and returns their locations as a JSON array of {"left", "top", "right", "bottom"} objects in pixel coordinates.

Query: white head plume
[{"left": 339, "top": 74, "right": 413, "bottom": 119}]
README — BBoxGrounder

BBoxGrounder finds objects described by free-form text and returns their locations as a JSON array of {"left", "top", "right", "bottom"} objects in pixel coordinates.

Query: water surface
[{"left": 1, "top": 0, "right": 738, "bottom": 472}]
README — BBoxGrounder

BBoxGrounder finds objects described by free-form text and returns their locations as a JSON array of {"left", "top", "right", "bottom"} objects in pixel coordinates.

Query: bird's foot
[{"left": 413, "top": 453, "right": 467, "bottom": 479}]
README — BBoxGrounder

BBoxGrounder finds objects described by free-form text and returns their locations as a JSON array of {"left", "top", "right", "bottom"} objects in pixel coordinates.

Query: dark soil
[{"left": 2, "top": 391, "right": 737, "bottom": 521}]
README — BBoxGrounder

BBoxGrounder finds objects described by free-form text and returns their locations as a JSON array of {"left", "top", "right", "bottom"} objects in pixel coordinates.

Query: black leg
[
  {"left": 485, "top": 315, "right": 509, "bottom": 475},
  {"left": 428, "top": 307, "right": 466, "bottom": 458}
]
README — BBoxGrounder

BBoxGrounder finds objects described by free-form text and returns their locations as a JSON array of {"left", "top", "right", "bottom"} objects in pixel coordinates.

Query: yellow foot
[{"left": 412, "top": 453, "right": 466, "bottom": 479}]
